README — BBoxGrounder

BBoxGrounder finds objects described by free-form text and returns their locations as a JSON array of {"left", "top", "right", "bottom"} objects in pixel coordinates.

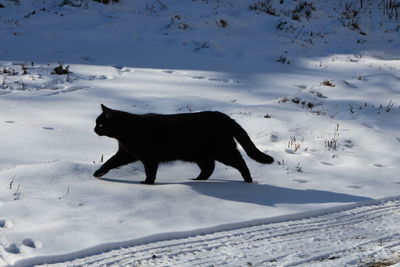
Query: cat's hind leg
[
  {"left": 194, "top": 160, "right": 215, "bottom": 180},
  {"left": 141, "top": 161, "right": 159, "bottom": 184},
  {"left": 94, "top": 150, "right": 137, "bottom": 178},
  {"left": 217, "top": 149, "right": 252, "bottom": 183}
]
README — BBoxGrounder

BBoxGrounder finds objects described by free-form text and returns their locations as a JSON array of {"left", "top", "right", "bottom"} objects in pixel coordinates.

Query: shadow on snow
[{"left": 99, "top": 177, "right": 371, "bottom": 206}]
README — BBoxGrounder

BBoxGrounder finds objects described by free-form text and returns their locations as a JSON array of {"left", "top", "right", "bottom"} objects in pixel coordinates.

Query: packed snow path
[{"left": 16, "top": 197, "right": 400, "bottom": 267}]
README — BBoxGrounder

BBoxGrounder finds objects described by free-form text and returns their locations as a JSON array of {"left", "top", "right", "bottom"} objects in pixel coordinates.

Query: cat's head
[{"left": 94, "top": 104, "right": 116, "bottom": 137}]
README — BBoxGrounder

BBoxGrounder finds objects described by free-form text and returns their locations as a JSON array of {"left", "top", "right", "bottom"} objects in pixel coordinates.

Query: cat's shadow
[{"left": 98, "top": 177, "right": 371, "bottom": 206}]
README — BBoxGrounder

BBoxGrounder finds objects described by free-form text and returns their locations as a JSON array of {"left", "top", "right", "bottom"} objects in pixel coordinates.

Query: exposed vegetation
[
  {"left": 249, "top": 0, "right": 278, "bottom": 16},
  {"left": 291, "top": 1, "right": 316, "bottom": 21},
  {"left": 52, "top": 63, "right": 71, "bottom": 75},
  {"left": 93, "top": 0, "right": 120, "bottom": 4},
  {"left": 321, "top": 80, "right": 335, "bottom": 87}
]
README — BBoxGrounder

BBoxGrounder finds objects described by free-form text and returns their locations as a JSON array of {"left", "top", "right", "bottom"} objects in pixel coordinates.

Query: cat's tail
[{"left": 230, "top": 119, "right": 274, "bottom": 164}]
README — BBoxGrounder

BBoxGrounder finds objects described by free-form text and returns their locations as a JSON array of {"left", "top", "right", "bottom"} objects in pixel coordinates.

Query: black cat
[{"left": 94, "top": 105, "right": 274, "bottom": 184}]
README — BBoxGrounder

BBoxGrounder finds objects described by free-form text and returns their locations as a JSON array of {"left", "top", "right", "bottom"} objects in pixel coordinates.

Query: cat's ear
[
  {"left": 101, "top": 104, "right": 110, "bottom": 112},
  {"left": 101, "top": 104, "right": 112, "bottom": 118}
]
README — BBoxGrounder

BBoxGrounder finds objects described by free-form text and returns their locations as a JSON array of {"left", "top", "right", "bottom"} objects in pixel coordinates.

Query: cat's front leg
[
  {"left": 93, "top": 150, "right": 137, "bottom": 178},
  {"left": 93, "top": 167, "right": 109, "bottom": 178}
]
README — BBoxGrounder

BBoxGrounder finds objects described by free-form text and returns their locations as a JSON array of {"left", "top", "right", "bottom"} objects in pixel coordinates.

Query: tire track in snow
[{"left": 14, "top": 197, "right": 400, "bottom": 267}]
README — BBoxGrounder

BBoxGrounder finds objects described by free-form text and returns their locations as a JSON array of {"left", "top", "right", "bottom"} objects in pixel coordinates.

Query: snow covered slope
[{"left": 0, "top": 0, "right": 399, "bottom": 266}]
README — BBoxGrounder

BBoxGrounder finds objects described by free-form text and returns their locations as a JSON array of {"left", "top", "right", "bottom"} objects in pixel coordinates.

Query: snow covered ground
[
  {"left": 0, "top": 0, "right": 399, "bottom": 266},
  {"left": 14, "top": 197, "right": 400, "bottom": 267}
]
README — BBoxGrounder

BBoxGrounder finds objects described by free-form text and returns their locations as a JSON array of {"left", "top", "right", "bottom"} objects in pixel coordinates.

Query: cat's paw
[
  {"left": 141, "top": 180, "right": 155, "bottom": 185},
  {"left": 93, "top": 169, "right": 107, "bottom": 178}
]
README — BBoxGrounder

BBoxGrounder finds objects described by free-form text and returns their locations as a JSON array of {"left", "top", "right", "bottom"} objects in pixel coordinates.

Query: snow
[
  {"left": 0, "top": 0, "right": 399, "bottom": 266},
  {"left": 19, "top": 197, "right": 400, "bottom": 267}
]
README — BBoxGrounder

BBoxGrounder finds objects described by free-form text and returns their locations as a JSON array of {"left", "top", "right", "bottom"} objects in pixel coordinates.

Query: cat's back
[
  {"left": 146, "top": 111, "right": 229, "bottom": 122},
  {"left": 149, "top": 111, "right": 231, "bottom": 128}
]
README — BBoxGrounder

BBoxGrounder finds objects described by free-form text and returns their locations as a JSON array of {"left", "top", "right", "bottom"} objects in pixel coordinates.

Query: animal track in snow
[
  {"left": 42, "top": 127, "right": 55, "bottom": 131},
  {"left": 270, "top": 134, "right": 279, "bottom": 142},
  {"left": 22, "top": 238, "right": 36, "bottom": 249},
  {"left": 296, "top": 84, "right": 308, "bottom": 90},
  {"left": 210, "top": 77, "right": 241, "bottom": 83},
  {"left": 0, "top": 219, "right": 13, "bottom": 228},
  {"left": 372, "top": 163, "right": 384, "bottom": 168},
  {"left": 293, "top": 179, "right": 310, "bottom": 184},
  {"left": 5, "top": 243, "right": 20, "bottom": 254},
  {"left": 88, "top": 74, "right": 114, "bottom": 80},
  {"left": 320, "top": 161, "right": 334, "bottom": 166},
  {"left": 208, "top": 77, "right": 230, "bottom": 83},
  {"left": 343, "top": 80, "right": 358, "bottom": 88},
  {"left": 162, "top": 70, "right": 175, "bottom": 74},
  {"left": 347, "top": 185, "right": 363, "bottom": 189},
  {"left": 191, "top": 76, "right": 205, "bottom": 80},
  {"left": 2, "top": 236, "right": 38, "bottom": 256}
]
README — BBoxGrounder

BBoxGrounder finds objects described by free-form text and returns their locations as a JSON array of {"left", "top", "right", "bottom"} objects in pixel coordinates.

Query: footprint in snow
[
  {"left": 0, "top": 219, "right": 12, "bottom": 228},
  {"left": 5, "top": 243, "right": 20, "bottom": 254},
  {"left": 22, "top": 238, "right": 36, "bottom": 249},
  {"left": 372, "top": 164, "right": 384, "bottom": 168},
  {"left": 42, "top": 127, "right": 55, "bottom": 130},
  {"left": 293, "top": 179, "right": 310, "bottom": 184},
  {"left": 208, "top": 78, "right": 230, "bottom": 83},
  {"left": 344, "top": 81, "right": 358, "bottom": 88},
  {"left": 162, "top": 70, "right": 175, "bottom": 74},
  {"left": 5, "top": 121, "right": 15, "bottom": 123},
  {"left": 320, "top": 161, "right": 333, "bottom": 166},
  {"left": 3, "top": 237, "right": 38, "bottom": 255},
  {"left": 346, "top": 185, "right": 363, "bottom": 189},
  {"left": 270, "top": 134, "right": 279, "bottom": 142},
  {"left": 88, "top": 75, "right": 114, "bottom": 80},
  {"left": 192, "top": 76, "right": 206, "bottom": 80},
  {"left": 296, "top": 84, "right": 308, "bottom": 89}
]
